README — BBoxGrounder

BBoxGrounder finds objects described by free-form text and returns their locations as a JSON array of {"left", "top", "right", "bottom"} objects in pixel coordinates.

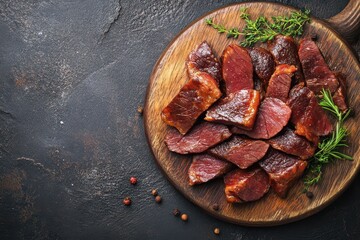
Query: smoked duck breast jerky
[
  {"left": 332, "top": 72, "right": 348, "bottom": 112},
  {"left": 205, "top": 89, "right": 260, "bottom": 130},
  {"left": 268, "top": 35, "right": 304, "bottom": 84},
  {"left": 267, "top": 128, "right": 316, "bottom": 159},
  {"left": 222, "top": 44, "right": 253, "bottom": 94},
  {"left": 187, "top": 41, "right": 222, "bottom": 84},
  {"left": 161, "top": 72, "right": 222, "bottom": 135},
  {"left": 266, "top": 64, "right": 297, "bottom": 102},
  {"left": 231, "top": 97, "right": 291, "bottom": 139},
  {"left": 287, "top": 84, "right": 333, "bottom": 143},
  {"left": 165, "top": 122, "right": 232, "bottom": 154},
  {"left": 248, "top": 47, "right": 275, "bottom": 86},
  {"left": 298, "top": 38, "right": 339, "bottom": 94},
  {"left": 259, "top": 149, "right": 307, "bottom": 198},
  {"left": 224, "top": 168, "right": 270, "bottom": 203},
  {"left": 188, "top": 154, "right": 233, "bottom": 186},
  {"left": 208, "top": 136, "right": 269, "bottom": 169}
]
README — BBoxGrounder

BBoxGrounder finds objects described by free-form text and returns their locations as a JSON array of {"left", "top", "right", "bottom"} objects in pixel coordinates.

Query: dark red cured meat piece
[
  {"left": 187, "top": 41, "right": 222, "bottom": 84},
  {"left": 205, "top": 89, "right": 260, "bottom": 130},
  {"left": 165, "top": 122, "right": 232, "bottom": 154},
  {"left": 267, "top": 128, "right": 316, "bottom": 159},
  {"left": 266, "top": 64, "right": 297, "bottom": 102},
  {"left": 162, "top": 72, "right": 222, "bottom": 135},
  {"left": 333, "top": 72, "right": 348, "bottom": 112},
  {"left": 208, "top": 136, "right": 269, "bottom": 169},
  {"left": 188, "top": 154, "right": 233, "bottom": 186},
  {"left": 259, "top": 149, "right": 307, "bottom": 198},
  {"left": 222, "top": 44, "right": 253, "bottom": 94},
  {"left": 232, "top": 98, "right": 291, "bottom": 139},
  {"left": 224, "top": 168, "right": 270, "bottom": 203},
  {"left": 298, "top": 38, "right": 339, "bottom": 94},
  {"left": 268, "top": 35, "right": 304, "bottom": 84},
  {"left": 248, "top": 47, "right": 275, "bottom": 86},
  {"left": 254, "top": 77, "right": 266, "bottom": 101},
  {"left": 287, "top": 85, "right": 333, "bottom": 143}
]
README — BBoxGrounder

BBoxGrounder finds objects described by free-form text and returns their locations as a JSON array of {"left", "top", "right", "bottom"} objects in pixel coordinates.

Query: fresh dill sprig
[
  {"left": 205, "top": 8, "right": 310, "bottom": 47},
  {"left": 304, "top": 89, "right": 352, "bottom": 191}
]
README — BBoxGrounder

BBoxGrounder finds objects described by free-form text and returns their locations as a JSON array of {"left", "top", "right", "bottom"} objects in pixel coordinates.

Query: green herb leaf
[
  {"left": 304, "top": 89, "right": 352, "bottom": 191},
  {"left": 205, "top": 8, "right": 310, "bottom": 47}
]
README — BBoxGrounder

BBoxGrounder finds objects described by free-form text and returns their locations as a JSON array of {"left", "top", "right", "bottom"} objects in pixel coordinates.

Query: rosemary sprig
[
  {"left": 205, "top": 8, "right": 310, "bottom": 47},
  {"left": 304, "top": 89, "right": 352, "bottom": 191}
]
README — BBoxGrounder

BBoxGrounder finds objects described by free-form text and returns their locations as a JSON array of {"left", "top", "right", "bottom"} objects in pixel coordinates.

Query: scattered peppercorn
[
  {"left": 123, "top": 197, "right": 131, "bottom": 206},
  {"left": 212, "top": 203, "right": 220, "bottom": 211},
  {"left": 214, "top": 227, "right": 220, "bottom": 235},
  {"left": 129, "top": 176, "right": 137, "bottom": 185},
  {"left": 137, "top": 105, "right": 144, "bottom": 115},
  {"left": 306, "top": 191, "right": 314, "bottom": 199},
  {"left": 181, "top": 213, "right": 188, "bottom": 222},
  {"left": 155, "top": 195, "right": 162, "bottom": 203},
  {"left": 172, "top": 208, "right": 181, "bottom": 217},
  {"left": 151, "top": 189, "right": 158, "bottom": 196}
]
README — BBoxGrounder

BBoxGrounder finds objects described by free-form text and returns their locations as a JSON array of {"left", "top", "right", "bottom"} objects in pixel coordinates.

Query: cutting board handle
[{"left": 326, "top": 0, "right": 360, "bottom": 42}]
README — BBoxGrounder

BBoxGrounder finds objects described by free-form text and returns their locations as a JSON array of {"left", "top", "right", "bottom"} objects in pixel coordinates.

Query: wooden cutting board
[{"left": 144, "top": 1, "right": 360, "bottom": 226}]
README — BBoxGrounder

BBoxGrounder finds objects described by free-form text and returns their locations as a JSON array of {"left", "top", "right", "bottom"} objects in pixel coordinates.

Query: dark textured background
[{"left": 0, "top": 0, "right": 359, "bottom": 239}]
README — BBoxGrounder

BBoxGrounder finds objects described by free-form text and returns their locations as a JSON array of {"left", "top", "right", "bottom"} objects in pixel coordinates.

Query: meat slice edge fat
[
  {"left": 161, "top": 72, "right": 222, "bottom": 135},
  {"left": 231, "top": 97, "right": 291, "bottom": 139},
  {"left": 224, "top": 168, "right": 270, "bottom": 203}
]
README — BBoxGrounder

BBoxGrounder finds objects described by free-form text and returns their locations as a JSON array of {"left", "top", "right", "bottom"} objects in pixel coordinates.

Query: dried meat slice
[
  {"left": 259, "top": 149, "right": 307, "bottom": 198},
  {"left": 287, "top": 85, "right": 333, "bottom": 142},
  {"left": 222, "top": 44, "right": 253, "bottom": 94},
  {"left": 266, "top": 64, "right": 297, "bottom": 102},
  {"left": 232, "top": 98, "right": 291, "bottom": 139},
  {"left": 205, "top": 89, "right": 260, "bottom": 130},
  {"left": 188, "top": 154, "right": 233, "bottom": 186},
  {"left": 333, "top": 72, "right": 348, "bottom": 112},
  {"left": 298, "top": 38, "right": 339, "bottom": 94},
  {"left": 208, "top": 136, "right": 269, "bottom": 169},
  {"left": 187, "top": 41, "right": 222, "bottom": 84},
  {"left": 268, "top": 35, "right": 304, "bottom": 84},
  {"left": 162, "top": 72, "right": 222, "bottom": 135},
  {"left": 248, "top": 47, "right": 275, "bottom": 86},
  {"left": 224, "top": 168, "right": 270, "bottom": 203},
  {"left": 165, "top": 122, "right": 232, "bottom": 154},
  {"left": 267, "top": 128, "right": 316, "bottom": 159}
]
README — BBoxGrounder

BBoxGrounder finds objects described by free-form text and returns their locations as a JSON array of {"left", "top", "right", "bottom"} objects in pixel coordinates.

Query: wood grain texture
[
  {"left": 144, "top": 2, "right": 360, "bottom": 226},
  {"left": 327, "top": 0, "right": 360, "bottom": 42}
]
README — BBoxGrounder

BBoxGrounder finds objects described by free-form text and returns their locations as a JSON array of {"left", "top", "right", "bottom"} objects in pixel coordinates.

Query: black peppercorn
[
  {"left": 172, "top": 208, "right": 181, "bottom": 217},
  {"left": 306, "top": 191, "right": 314, "bottom": 199},
  {"left": 155, "top": 195, "right": 162, "bottom": 203}
]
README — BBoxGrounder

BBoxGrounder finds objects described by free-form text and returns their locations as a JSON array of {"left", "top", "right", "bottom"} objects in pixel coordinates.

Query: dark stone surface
[{"left": 0, "top": 0, "right": 359, "bottom": 239}]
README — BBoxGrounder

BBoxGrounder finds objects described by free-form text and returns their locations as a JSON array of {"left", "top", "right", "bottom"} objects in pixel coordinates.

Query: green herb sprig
[
  {"left": 304, "top": 89, "right": 352, "bottom": 191},
  {"left": 205, "top": 8, "right": 310, "bottom": 47},
  {"left": 205, "top": 19, "right": 241, "bottom": 39}
]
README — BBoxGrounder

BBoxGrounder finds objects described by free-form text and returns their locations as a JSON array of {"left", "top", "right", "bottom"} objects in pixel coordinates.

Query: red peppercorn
[
  {"left": 214, "top": 227, "right": 220, "bottom": 235},
  {"left": 155, "top": 195, "right": 162, "bottom": 203},
  {"left": 123, "top": 197, "right": 131, "bottom": 206},
  {"left": 181, "top": 213, "right": 188, "bottom": 221},
  {"left": 151, "top": 189, "right": 158, "bottom": 196},
  {"left": 130, "top": 177, "right": 137, "bottom": 185}
]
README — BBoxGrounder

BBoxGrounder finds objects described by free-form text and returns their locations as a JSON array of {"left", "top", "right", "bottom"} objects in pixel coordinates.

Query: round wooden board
[{"left": 144, "top": 2, "right": 360, "bottom": 226}]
